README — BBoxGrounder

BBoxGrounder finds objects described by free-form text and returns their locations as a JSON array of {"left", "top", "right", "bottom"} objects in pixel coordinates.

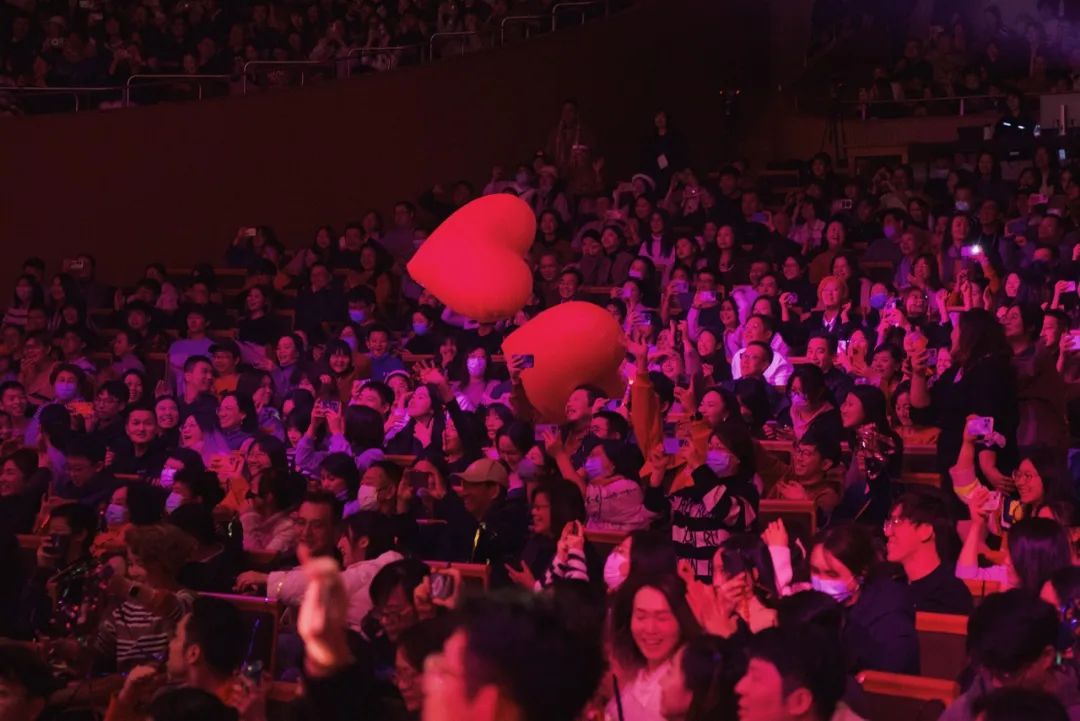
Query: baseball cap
[{"left": 452, "top": 458, "right": 509, "bottom": 489}]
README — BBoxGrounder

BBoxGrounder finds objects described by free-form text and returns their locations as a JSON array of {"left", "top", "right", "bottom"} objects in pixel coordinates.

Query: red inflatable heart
[
  {"left": 502, "top": 301, "right": 625, "bottom": 422},
  {"left": 407, "top": 195, "right": 535, "bottom": 322}
]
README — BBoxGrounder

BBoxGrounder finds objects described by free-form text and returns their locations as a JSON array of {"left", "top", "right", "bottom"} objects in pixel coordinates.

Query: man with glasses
[
  {"left": 234, "top": 491, "right": 341, "bottom": 599},
  {"left": 885, "top": 491, "right": 972, "bottom": 614},
  {"left": 762, "top": 427, "right": 842, "bottom": 517}
]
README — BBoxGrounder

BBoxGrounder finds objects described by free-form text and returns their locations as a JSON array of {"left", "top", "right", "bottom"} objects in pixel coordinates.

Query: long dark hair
[
  {"left": 1007, "top": 517, "right": 1073, "bottom": 595},
  {"left": 718, "top": 533, "right": 780, "bottom": 607},
  {"left": 952, "top": 308, "right": 1012, "bottom": 371},
  {"left": 610, "top": 574, "right": 701, "bottom": 672},
  {"left": 682, "top": 635, "right": 747, "bottom": 721}
]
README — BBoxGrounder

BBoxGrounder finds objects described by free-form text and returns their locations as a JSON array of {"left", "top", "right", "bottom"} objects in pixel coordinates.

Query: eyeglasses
[
  {"left": 882, "top": 517, "right": 912, "bottom": 533},
  {"left": 1012, "top": 470, "right": 1039, "bottom": 482},
  {"left": 374, "top": 604, "right": 414, "bottom": 624}
]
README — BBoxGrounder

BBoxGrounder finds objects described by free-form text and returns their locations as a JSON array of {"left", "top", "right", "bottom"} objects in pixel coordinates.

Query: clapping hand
[
  {"left": 761, "top": 518, "right": 789, "bottom": 547},
  {"left": 297, "top": 557, "right": 353, "bottom": 676}
]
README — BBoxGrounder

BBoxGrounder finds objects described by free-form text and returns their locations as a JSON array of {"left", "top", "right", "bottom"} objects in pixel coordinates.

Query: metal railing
[
  {"left": 0, "top": 85, "right": 123, "bottom": 113},
  {"left": 241, "top": 60, "right": 337, "bottom": 94},
  {"left": 345, "top": 44, "right": 426, "bottom": 74},
  {"left": 551, "top": 1, "right": 608, "bottom": 30},
  {"left": 428, "top": 31, "right": 487, "bottom": 59},
  {"left": 124, "top": 74, "right": 231, "bottom": 106},
  {"left": 844, "top": 93, "right": 1009, "bottom": 120},
  {"left": 16, "top": 2, "right": 615, "bottom": 115},
  {"left": 499, "top": 15, "right": 549, "bottom": 45}
]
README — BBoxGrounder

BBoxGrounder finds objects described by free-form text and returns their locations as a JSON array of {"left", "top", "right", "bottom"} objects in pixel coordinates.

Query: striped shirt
[
  {"left": 645, "top": 467, "right": 759, "bottom": 581},
  {"left": 96, "top": 589, "right": 195, "bottom": 670}
]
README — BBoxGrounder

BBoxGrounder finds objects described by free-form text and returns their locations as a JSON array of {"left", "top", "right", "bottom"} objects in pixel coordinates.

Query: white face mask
[
  {"left": 811, "top": 575, "right": 855, "bottom": 604},
  {"left": 603, "top": 550, "right": 629, "bottom": 590},
  {"left": 357, "top": 484, "right": 380, "bottom": 511},
  {"left": 164, "top": 491, "right": 183, "bottom": 515}
]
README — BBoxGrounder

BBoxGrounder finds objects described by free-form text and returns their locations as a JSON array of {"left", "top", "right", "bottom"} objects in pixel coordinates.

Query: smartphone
[
  {"left": 243, "top": 227, "right": 258, "bottom": 237},
  {"left": 1030, "top": 192, "right": 1049, "bottom": 206},
  {"left": 637, "top": 310, "right": 655, "bottom": 326},
  {"left": 960, "top": 244, "right": 983, "bottom": 259},
  {"left": 1059, "top": 148, "right": 1068, "bottom": 163},
  {"left": 925, "top": 348, "right": 939, "bottom": 368},
  {"left": 1062, "top": 281, "right": 1078, "bottom": 294},
  {"left": 966, "top": 416, "right": 995, "bottom": 439},
  {"left": 698, "top": 290, "right": 716, "bottom": 304},
  {"left": 430, "top": 571, "right": 456, "bottom": 600},
  {"left": 1070, "top": 331, "right": 1080, "bottom": 351},
  {"left": 603, "top": 398, "right": 621, "bottom": 412},
  {"left": 837, "top": 339, "right": 849, "bottom": 355},
  {"left": 512, "top": 354, "right": 535, "bottom": 369},
  {"left": 751, "top": 211, "right": 770, "bottom": 224},
  {"left": 839, "top": 198, "right": 853, "bottom": 211},
  {"left": 68, "top": 259, "right": 86, "bottom": 272},
  {"left": 671, "top": 280, "right": 689, "bottom": 294},
  {"left": 159, "top": 467, "right": 177, "bottom": 489},
  {"left": 241, "top": 660, "right": 263, "bottom": 687},
  {"left": 317, "top": 399, "right": 341, "bottom": 414},
  {"left": 405, "top": 469, "right": 430, "bottom": 491},
  {"left": 536, "top": 423, "right": 559, "bottom": 438},
  {"left": 69, "top": 401, "right": 93, "bottom": 418},
  {"left": 661, "top": 437, "right": 681, "bottom": 455},
  {"left": 981, "top": 490, "right": 1003, "bottom": 516}
]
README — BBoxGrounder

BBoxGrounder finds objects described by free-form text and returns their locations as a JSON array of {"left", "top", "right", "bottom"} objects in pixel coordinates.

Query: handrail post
[
  {"left": 242, "top": 61, "right": 250, "bottom": 95},
  {"left": 959, "top": 97, "right": 965, "bottom": 117}
]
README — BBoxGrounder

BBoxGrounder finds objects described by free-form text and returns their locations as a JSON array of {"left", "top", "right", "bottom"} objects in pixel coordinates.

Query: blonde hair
[{"left": 816, "top": 275, "right": 849, "bottom": 304}]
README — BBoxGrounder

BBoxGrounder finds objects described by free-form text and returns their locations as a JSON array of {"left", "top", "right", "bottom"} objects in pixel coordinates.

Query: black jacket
[
  {"left": 432, "top": 490, "right": 528, "bottom": 588},
  {"left": 844, "top": 575, "right": 919, "bottom": 675}
]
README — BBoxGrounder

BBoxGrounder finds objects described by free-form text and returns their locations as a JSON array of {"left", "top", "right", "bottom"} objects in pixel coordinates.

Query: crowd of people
[
  {"left": 1, "top": 97, "right": 1080, "bottom": 721},
  {"left": 0, "top": 0, "right": 610, "bottom": 109},
  {"left": 853, "top": 1, "right": 1080, "bottom": 119}
]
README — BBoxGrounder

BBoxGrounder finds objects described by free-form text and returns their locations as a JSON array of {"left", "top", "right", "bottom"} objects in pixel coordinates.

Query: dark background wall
[{"left": 0, "top": 0, "right": 771, "bottom": 283}]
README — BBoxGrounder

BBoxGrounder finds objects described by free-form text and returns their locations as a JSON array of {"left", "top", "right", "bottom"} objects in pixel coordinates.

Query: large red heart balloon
[
  {"left": 407, "top": 195, "right": 535, "bottom": 322},
  {"left": 502, "top": 301, "right": 625, "bottom": 422}
]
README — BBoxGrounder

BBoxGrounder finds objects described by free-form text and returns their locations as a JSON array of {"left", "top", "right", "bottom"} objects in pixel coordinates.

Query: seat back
[
  {"left": 200, "top": 592, "right": 283, "bottom": 675},
  {"left": 424, "top": 561, "right": 491, "bottom": 593},
  {"left": 758, "top": 499, "right": 816, "bottom": 550},
  {"left": 855, "top": 671, "right": 959, "bottom": 721},
  {"left": 962, "top": 578, "right": 1001, "bottom": 605},
  {"left": 584, "top": 529, "right": 626, "bottom": 560},
  {"left": 915, "top": 612, "right": 968, "bottom": 680}
]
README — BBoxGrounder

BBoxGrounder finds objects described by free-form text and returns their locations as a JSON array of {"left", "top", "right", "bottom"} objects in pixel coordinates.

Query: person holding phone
[
  {"left": 910, "top": 309, "right": 1019, "bottom": 493},
  {"left": 14, "top": 502, "right": 98, "bottom": 639},
  {"left": 506, "top": 481, "right": 596, "bottom": 591}
]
